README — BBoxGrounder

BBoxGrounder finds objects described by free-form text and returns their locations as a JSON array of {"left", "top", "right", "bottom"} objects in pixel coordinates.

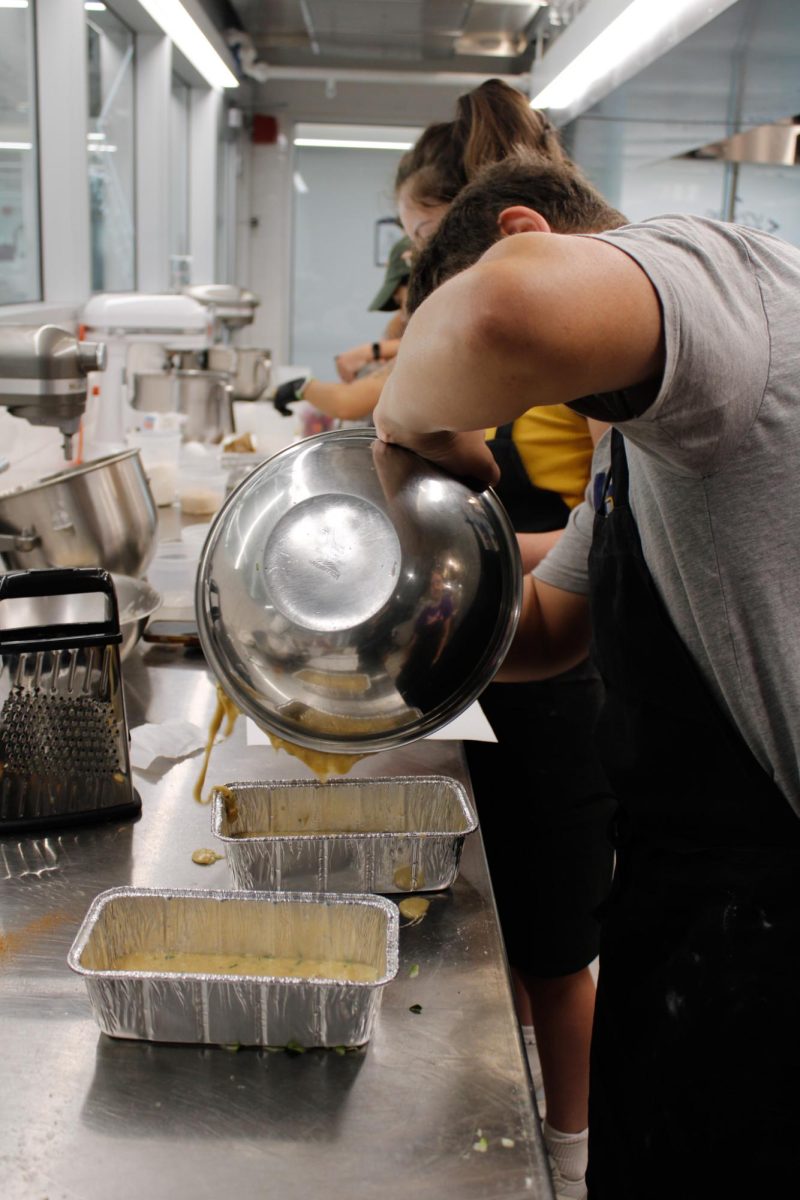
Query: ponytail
[{"left": 396, "top": 78, "right": 569, "bottom": 209}]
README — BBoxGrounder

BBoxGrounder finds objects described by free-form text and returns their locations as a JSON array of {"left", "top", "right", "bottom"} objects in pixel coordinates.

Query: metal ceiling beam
[{"left": 248, "top": 64, "right": 531, "bottom": 89}]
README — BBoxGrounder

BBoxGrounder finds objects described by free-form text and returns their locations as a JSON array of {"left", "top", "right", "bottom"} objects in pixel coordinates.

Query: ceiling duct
[
  {"left": 226, "top": 0, "right": 544, "bottom": 72},
  {"left": 686, "top": 116, "right": 800, "bottom": 165},
  {"left": 454, "top": 1, "right": 545, "bottom": 58}
]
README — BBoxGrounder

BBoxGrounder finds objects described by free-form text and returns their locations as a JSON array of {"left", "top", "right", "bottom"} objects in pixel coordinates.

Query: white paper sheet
[
  {"left": 130, "top": 719, "right": 207, "bottom": 771},
  {"left": 245, "top": 700, "right": 496, "bottom": 747}
]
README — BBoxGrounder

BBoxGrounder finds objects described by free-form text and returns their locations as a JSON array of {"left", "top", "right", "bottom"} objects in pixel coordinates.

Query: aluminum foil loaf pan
[
  {"left": 68, "top": 887, "right": 399, "bottom": 1047},
  {"left": 212, "top": 775, "right": 477, "bottom": 894}
]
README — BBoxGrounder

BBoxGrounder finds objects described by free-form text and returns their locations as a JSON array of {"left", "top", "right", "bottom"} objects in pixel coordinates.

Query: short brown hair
[{"left": 406, "top": 154, "right": 627, "bottom": 314}]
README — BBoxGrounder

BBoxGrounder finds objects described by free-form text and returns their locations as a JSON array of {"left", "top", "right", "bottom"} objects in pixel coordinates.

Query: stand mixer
[
  {"left": 0, "top": 325, "right": 106, "bottom": 463},
  {"left": 184, "top": 284, "right": 271, "bottom": 400},
  {"left": 183, "top": 284, "right": 260, "bottom": 344},
  {"left": 79, "top": 292, "right": 213, "bottom": 455}
]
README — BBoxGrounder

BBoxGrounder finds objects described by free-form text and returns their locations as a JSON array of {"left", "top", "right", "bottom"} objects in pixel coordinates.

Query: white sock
[{"left": 543, "top": 1121, "right": 588, "bottom": 1182}]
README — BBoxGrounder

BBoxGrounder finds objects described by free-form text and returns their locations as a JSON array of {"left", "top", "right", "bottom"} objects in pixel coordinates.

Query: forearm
[
  {"left": 335, "top": 337, "right": 402, "bottom": 381},
  {"left": 304, "top": 372, "right": 385, "bottom": 421},
  {"left": 495, "top": 575, "right": 591, "bottom": 682}
]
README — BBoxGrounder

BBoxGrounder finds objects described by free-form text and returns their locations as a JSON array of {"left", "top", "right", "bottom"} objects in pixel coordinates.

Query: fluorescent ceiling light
[
  {"left": 0, "top": 1, "right": 30, "bottom": 8},
  {"left": 136, "top": 0, "right": 238, "bottom": 89},
  {"left": 531, "top": 0, "right": 702, "bottom": 110},
  {"left": 84, "top": 3, "right": 107, "bottom": 11},
  {"left": 0, "top": 141, "right": 32, "bottom": 150},
  {"left": 294, "top": 138, "right": 413, "bottom": 150},
  {"left": 89, "top": 144, "right": 118, "bottom": 152}
]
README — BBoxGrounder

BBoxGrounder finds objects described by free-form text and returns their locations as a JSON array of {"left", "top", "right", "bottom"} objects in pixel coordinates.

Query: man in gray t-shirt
[{"left": 373, "top": 156, "right": 800, "bottom": 1200}]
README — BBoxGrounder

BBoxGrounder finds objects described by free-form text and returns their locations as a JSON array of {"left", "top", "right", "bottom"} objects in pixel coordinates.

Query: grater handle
[{"left": 0, "top": 567, "right": 123, "bottom": 652}]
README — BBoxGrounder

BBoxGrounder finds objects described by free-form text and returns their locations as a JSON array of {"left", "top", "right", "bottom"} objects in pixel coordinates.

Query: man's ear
[{"left": 497, "top": 206, "right": 552, "bottom": 237}]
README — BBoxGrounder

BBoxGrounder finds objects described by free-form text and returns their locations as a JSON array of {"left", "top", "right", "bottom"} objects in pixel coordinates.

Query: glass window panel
[
  {"left": 0, "top": 0, "right": 41, "bottom": 305},
  {"left": 169, "top": 75, "right": 191, "bottom": 288},
  {"left": 87, "top": 4, "right": 136, "bottom": 292},
  {"left": 734, "top": 162, "right": 800, "bottom": 248}
]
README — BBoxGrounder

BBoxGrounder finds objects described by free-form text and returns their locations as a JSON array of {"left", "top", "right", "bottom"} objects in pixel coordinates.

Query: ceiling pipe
[{"left": 252, "top": 64, "right": 532, "bottom": 92}]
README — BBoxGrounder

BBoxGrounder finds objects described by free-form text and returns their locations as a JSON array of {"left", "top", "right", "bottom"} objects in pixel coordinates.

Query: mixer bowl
[
  {"left": 132, "top": 370, "right": 234, "bottom": 443},
  {"left": 196, "top": 428, "right": 522, "bottom": 754},
  {"left": 0, "top": 573, "right": 161, "bottom": 660},
  {"left": 0, "top": 449, "right": 158, "bottom": 577}
]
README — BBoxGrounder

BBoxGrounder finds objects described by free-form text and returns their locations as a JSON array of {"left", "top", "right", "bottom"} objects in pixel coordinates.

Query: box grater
[{"left": 0, "top": 568, "right": 140, "bottom": 832}]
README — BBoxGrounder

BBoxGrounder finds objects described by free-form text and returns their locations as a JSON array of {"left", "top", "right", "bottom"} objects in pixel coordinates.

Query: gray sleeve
[
  {"left": 532, "top": 430, "right": 610, "bottom": 595},
  {"left": 533, "top": 498, "right": 593, "bottom": 595},
  {"left": 590, "top": 216, "right": 771, "bottom": 476}
]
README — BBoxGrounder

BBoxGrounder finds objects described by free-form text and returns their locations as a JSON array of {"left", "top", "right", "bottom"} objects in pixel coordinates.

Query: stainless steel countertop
[{"left": 0, "top": 641, "right": 553, "bottom": 1200}]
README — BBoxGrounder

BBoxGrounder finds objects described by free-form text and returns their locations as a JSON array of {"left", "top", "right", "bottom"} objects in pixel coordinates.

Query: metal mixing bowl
[
  {"left": 112, "top": 574, "right": 162, "bottom": 659},
  {"left": 196, "top": 428, "right": 521, "bottom": 754},
  {"left": 132, "top": 370, "right": 234, "bottom": 443},
  {"left": 0, "top": 573, "right": 161, "bottom": 660},
  {"left": 0, "top": 449, "right": 158, "bottom": 577}
]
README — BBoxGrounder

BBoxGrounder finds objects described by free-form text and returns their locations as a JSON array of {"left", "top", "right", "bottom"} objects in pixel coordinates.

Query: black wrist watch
[{"left": 371, "top": 341, "right": 381, "bottom": 361}]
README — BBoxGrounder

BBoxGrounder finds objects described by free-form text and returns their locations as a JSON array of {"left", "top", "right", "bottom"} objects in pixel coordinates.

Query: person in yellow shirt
[{"left": 392, "top": 85, "right": 618, "bottom": 1200}]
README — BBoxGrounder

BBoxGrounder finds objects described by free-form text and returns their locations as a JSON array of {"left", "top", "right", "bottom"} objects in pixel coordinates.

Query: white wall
[
  {"left": 291, "top": 145, "right": 405, "bottom": 379},
  {"left": 233, "top": 133, "right": 294, "bottom": 368}
]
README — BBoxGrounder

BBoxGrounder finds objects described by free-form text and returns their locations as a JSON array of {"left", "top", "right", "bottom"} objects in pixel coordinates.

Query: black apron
[
  {"left": 586, "top": 429, "right": 800, "bottom": 1199},
  {"left": 464, "top": 422, "right": 614, "bottom": 976}
]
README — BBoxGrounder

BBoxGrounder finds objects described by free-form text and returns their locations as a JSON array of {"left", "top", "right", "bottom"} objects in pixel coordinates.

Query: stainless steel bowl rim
[
  {"left": 0, "top": 448, "right": 140, "bottom": 500},
  {"left": 196, "top": 428, "right": 522, "bottom": 754},
  {"left": 111, "top": 574, "right": 162, "bottom": 621}
]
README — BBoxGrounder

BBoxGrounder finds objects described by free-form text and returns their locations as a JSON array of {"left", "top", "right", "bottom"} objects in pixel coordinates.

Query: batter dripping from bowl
[{"left": 193, "top": 683, "right": 377, "bottom": 802}]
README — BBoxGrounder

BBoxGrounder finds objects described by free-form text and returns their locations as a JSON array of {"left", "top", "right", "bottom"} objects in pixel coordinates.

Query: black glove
[{"left": 272, "top": 377, "right": 307, "bottom": 416}]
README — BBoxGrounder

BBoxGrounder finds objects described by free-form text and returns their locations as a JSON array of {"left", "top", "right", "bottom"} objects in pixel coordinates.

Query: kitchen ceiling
[
  {"left": 219, "top": 0, "right": 589, "bottom": 122},
  {"left": 226, "top": 0, "right": 551, "bottom": 72},
  {"left": 214, "top": 0, "right": 800, "bottom": 154}
]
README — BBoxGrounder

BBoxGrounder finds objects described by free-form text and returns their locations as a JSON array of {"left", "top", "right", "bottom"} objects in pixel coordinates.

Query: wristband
[{"left": 371, "top": 341, "right": 381, "bottom": 361}]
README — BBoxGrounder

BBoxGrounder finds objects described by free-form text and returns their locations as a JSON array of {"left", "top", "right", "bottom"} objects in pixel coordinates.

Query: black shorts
[{"left": 465, "top": 668, "right": 616, "bottom": 978}]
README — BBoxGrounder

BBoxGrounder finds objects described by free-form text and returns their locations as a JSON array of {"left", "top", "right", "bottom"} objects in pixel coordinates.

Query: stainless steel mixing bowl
[
  {"left": 0, "top": 573, "right": 161, "bottom": 660},
  {"left": 112, "top": 574, "right": 162, "bottom": 659},
  {"left": 196, "top": 428, "right": 522, "bottom": 754},
  {"left": 0, "top": 449, "right": 158, "bottom": 577},
  {"left": 132, "top": 370, "right": 234, "bottom": 443}
]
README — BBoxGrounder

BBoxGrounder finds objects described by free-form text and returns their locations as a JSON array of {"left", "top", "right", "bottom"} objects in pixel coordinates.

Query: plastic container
[
  {"left": 181, "top": 522, "right": 212, "bottom": 552},
  {"left": 147, "top": 542, "right": 198, "bottom": 609},
  {"left": 177, "top": 445, "right": 227, "bottom": 518},
  {"left": 127, "top": 429, "right": 182, "bottom": 506}
]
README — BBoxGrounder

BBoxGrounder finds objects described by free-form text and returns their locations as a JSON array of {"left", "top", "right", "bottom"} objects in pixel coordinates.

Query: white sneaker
[{"left": 549, "top": 1159, "right": 588, "bottom": 1200}]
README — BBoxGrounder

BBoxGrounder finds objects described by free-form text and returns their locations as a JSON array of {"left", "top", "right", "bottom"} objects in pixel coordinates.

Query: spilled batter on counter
[{"left": 398, "top": 896, "right": 431, "bottom": 925}]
